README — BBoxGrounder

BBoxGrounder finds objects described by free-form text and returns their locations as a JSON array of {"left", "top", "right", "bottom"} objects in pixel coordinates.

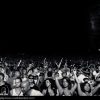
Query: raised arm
[
  {"left": 91, "top": 84, "right": 100, "bottom": 96},
  {"left": 55, "top": 58, "right": 63, "bottom": 69},
  {"left": 70, "top": 83, "right": 77, "bottom": 94},
  {"left": 73, "top": 70, "right": 86, "bottom": 96},
  {"left": 55, "top": 77, "right": 63, "bottom": 95}
]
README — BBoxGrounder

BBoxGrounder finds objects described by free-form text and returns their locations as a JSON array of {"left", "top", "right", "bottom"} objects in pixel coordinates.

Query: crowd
[{"left": 0, "top": 56, "right": 100, "bottom": 96}]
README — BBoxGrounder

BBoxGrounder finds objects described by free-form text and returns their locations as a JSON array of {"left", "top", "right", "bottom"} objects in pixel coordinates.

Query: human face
[
  {"left": 39, "top": 76, "right": 44, "bottom": 82},
  {"left": 62, "top": 72, "right": 66, "bottom": 77},
  {"left": 23, "top": 69, "right": 27, "bottom": 75},
  {"left": 29, "top": 78, "right": 34, "bottom": 83},
  {"left": 15, "top": 79, "right": 21, "bottom": 88},
  {"left": 55, "top": 73, "right": 59, "bottom": 78},
  {"left": 15, "top": 71, "right": 20, "bottom": 77},
  {"left": 84, "top": 83, "right": 90, "bottom": 92},
  {"left": 63, "top": 79, "right": 68, "bottom": 88},
  {"left": 48, "top": 68, "right": 52, "bottom": 72},
  {"left": 21, "top": 80, "right": 29, "bottom": 91},
  {"left": 46, "top": 80, "right": 51, "bottom": 87},
  {"left": 33, "top": 69, "right": 38, "bottom": 76}
]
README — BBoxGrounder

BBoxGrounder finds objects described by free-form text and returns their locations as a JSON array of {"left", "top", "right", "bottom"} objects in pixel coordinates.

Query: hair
[
  {"left": 0, "top": 73, "right": 4, "bottom": 80},
  {"left": 39, "top": 73, "right": 44, "bottom": 77},
  {"left": 15, "top": 77, "right": 22, "bottom": 82},
  {"left": 41, "top": 78, "right": 57, "bottom": 96},
  {"left": 42, "top": 78, "right": 57, "bottom": 90},
  {"left": 28, "top": 75, "right": 35, "bottom": 84},
  {"left": 14, "top": 70, "right": 20, "bottom": 74},
  {"left": 47, "top": 71, "right": 52, "bottom": 77},
  {"left": 27, "top": 68, "right": 33, "bottom": 74},
  {"left": 81, "top": 82, "right": 91, "bottom": 93},
  {"left": 62, "top": 77, "right": 72, "bottom": 90}
]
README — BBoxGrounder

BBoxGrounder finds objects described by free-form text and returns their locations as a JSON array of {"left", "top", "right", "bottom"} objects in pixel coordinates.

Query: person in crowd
[
  {"left": 23, "top": 74, "right": 43, "bottom": 96},
  {"left": 10, "top": 77, "right": 23, "bottom": 96},
  {"left": 28, "top": 75, "right": 39, "bottom": 90},
  {"left": 0, "top": 66, "right": 9, "bottom": 82},
  {"left": 21, "top": 68, "right": 28, "bottom": 78},
  {"left": 37, "top": 73, "right": 45, "bottom": 91},
  {"left": 42, "top": 78, "right": 57, "bottom": 96},
  {"left": 0, "top": 57, "right": 100, "bottom": 96},
  {"left": 9, "top": 70, "right": 21, "bottom": 88},
  {"left": 73, "top": 70, "right": 100, "bottom": 96},
  {"left": 21, "top": 77, "right": 29, "bottom": 96},
  {"left": 55, "top": 76, "right": 77, "bottom": 96},
  {"left": 0, "top": 73, "right": 11, "bottom": 96}
]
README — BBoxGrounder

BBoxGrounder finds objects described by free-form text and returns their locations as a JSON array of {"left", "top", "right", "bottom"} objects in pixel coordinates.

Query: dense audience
[{"left": 0, "top": 56, "right": 100, "bottom": 96}]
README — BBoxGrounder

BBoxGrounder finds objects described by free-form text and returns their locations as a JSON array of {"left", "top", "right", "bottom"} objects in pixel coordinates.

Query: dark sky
[{"left": 0, "top": 1, "right": 99, "bottom": 56}]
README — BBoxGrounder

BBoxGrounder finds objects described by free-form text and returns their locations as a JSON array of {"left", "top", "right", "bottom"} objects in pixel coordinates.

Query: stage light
[{"left": 98, "top": 49, "right": 100, "bottom": 51}]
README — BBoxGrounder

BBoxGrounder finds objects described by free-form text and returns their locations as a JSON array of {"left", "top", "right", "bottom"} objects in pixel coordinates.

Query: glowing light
[
  {"left": 98, "top": 49, "right": 100, "bottom": 51},
  {"left": 90, "top": 19, "right": 95, "bottom": 30}
]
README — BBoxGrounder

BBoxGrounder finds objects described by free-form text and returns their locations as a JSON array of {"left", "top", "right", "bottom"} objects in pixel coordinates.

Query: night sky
[{"left": 0, "top": 1, "right": 100, "bottom": 56}]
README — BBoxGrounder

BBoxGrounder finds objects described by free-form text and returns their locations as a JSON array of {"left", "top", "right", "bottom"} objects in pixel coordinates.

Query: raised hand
[
  {"left": 55, "top": 58, "right": 63, "bottom": 69},
  {"left": 73, "top": 69, "right": 77, "bottom": 75}
]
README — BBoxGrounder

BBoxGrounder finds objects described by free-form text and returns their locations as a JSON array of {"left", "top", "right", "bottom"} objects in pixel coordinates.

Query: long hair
[
  {"left": 43, "top": 78, "right": 57, "bottom": 89},
  {"left": 81, "top": 82, "right": 91, "bottom": 93},
  {"left": 41, "top": 78, "right": 57, "bottom": 95},
  {"left": 61, "top": 77, "right": 72, "bottom": 90}
]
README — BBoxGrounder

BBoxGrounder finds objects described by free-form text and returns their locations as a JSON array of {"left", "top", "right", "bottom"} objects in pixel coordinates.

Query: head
[
  {"left": 28, "top": 75, "right": 34, "bottom": 83},
  {"left": 45, "top": 78, "right": 56, "bottom": 89},
  {"left": 62, "top": 77, "right": 71, "bottom": 89},
  {"left": 0, "top": 73, "right": 4, "bottom": 82},
  {"left": 48, "top": 67, "right": 52, "bottom": 72},
  {"left": 81, "top": 82, "right": 91, "bottom": 93},
  {"left": 22, "top": 69, "right": 27, "bottom": 75},
  {"left": 45, "top": 79, "right": 51, "bottom": 88},
  {"left": 39, "top": 73, "right": 44, "bottom": 82},
  {"left": 33, "top": 68, "right": 38, "bottom": 76},
  {"left": 15, "top": 77, "right": 22, "bottom": 88},
  {"left": 28, "top": 69, "right": 33, "bottom": 75},
  {"left": 54, "top": 72, "right": 59, "bottom": 78},
  {"left": 21, "top": 78, "right": 29, "bottom": 92},
  {"left": 83, "top": 78, "right": 89, "bottom": 83},
  {"left": 62, "top": 72, "right": 67, "bottom": 78},
  {"left": 47, "top": 71, "right": 52, "bottom": 77},
  {"left": 41, "top": 78, "right": 57, "bottom": 95},
  {"left": 14, "top": 70, "right": 20, "bottom": 78}
]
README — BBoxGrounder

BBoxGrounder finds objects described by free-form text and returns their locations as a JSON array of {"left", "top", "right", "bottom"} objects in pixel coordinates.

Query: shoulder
[
  {"left": 81, "top": 93, "right": 87, "bottom": 96},
  {"left": 30, "top": 89, "right": 43, "bottom": 96},
  {"left": 10, "top": 89, "right": 15, "bottom": 95}
]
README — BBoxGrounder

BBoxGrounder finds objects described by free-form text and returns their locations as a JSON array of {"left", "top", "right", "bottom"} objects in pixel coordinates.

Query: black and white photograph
[{"left": 0, "top": 0, "right": 100, "bottom": 98}]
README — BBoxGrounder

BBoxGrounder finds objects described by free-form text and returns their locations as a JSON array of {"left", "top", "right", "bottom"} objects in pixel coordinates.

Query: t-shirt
[{"left": 0, "top": 82, "right": 11, "bottom": 96}]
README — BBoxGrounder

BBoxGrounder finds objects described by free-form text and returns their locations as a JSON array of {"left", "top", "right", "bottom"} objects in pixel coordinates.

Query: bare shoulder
[{"left": 29, "top": 89, "right": 43, "bottom": 96}]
